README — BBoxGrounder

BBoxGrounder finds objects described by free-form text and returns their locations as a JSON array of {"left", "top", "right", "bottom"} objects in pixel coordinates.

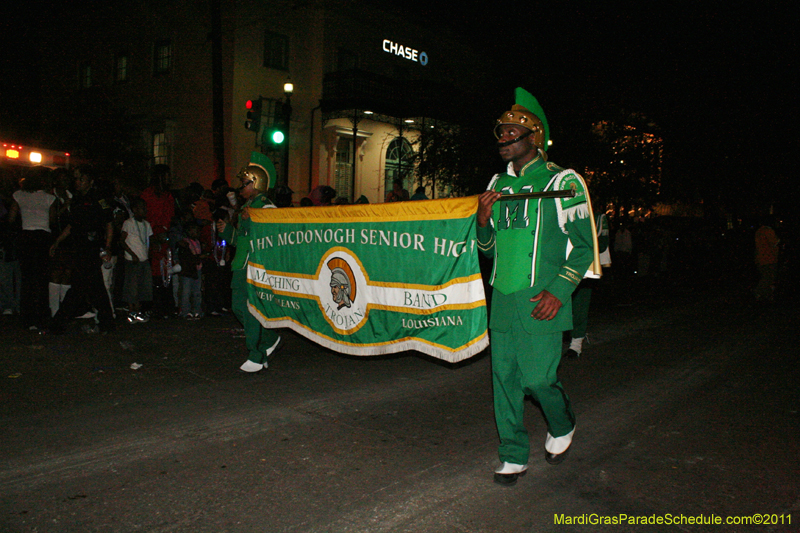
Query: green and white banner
[{"left": 246, "top": 197, "right": 488, "bottom": 363}]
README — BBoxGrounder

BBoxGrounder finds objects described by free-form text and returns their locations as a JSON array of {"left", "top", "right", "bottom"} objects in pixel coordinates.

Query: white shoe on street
[
  {"left": 494, "top": 462, "right": 528, "bottom": 486},
  {"left": 545, "top": 426, "right": 575, "bottom": 455},
  {"left": 545, "top": 425, "right": 576, "bottom": 464},
  {"left": 239, "top": 360, "right": 264, "bottom": 373},
  {"left": 494, "top": 462, "right": 527, "bottom": 475}
]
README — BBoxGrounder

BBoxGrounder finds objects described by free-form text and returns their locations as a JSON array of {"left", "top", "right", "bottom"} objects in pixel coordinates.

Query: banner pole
[{"left": 500, "top": 190, "right": 576, "bottom": 201}]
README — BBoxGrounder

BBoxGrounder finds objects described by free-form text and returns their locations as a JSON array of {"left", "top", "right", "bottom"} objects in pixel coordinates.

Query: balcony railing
[{"left": 322, "top": 69, "right": 458, "bottom": 120}]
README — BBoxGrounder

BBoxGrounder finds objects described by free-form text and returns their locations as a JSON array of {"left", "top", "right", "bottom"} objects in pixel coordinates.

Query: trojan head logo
[{"left": 328, "top": 257, "right": 357, "bottom": 311}]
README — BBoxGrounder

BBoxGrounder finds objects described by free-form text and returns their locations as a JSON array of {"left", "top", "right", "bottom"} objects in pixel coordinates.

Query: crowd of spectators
[
  {"left": 1, "top": 166, "right": 443, "bottom": 334},
  {"left": 0, "top": 164, "right": 241, "bottom": 333}
]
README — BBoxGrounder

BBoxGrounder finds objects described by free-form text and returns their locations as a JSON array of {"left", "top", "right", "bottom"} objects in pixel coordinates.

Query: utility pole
[{"left": 210, "top": 0, "right": 225, "bottom": 182}]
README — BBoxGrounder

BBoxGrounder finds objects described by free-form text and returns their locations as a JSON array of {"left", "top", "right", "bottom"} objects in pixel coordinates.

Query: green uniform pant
[
  {"left": 232, "top": 269, "right": 280, "bottom": 364},
  {"left": 492, "top": 316, "right": 575, "bottom": 465}
]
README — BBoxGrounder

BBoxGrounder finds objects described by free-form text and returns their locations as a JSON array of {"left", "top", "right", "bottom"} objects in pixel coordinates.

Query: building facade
[{"left": 39, "top": 0, "right": 493, "bottom": 203}]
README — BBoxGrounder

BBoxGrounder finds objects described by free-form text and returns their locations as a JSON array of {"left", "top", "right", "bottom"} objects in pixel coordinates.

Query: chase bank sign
[{"left": 382, "top": 39, "right": 429, "bottom": 66}]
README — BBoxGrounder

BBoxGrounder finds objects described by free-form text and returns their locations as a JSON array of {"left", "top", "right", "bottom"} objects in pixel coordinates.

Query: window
[
  {"left": 334, "top": 137, "right": 353, "bottom": 202},
  {"left": 114, "top": 53, "right": 129, "bottom": 83},
  {"left": 263, "top": 31, "right": 288, "bottom": 70},
  {"left": 79, "top": 62, "right": 92, "bottom": 89},
  {"left": 153, "top": 39, "right": 172, "bottom": 76},
  {"left": 153, "top": 132, "right": 170, "bottom": 166},
  {"left": 384, "top": 137, "right": 414, "bottom": 196}
]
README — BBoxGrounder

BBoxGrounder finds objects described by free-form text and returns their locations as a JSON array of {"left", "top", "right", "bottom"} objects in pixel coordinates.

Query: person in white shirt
[
  {"left": 120, "top": 197, "right": 153, "bottom": 323},
  {"left": 8, "top": 168, "right": 56, "bottom": 331}
]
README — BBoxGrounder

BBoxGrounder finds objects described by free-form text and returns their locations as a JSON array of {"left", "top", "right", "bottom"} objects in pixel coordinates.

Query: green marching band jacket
[
  {"left": 220, "top": 192, "right": 275, "bottom": 271},
  {"left": 477, "top": 157, "right": 601, "bottom": 335}
]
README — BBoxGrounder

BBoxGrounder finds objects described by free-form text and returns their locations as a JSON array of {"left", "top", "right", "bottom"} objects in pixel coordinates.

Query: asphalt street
[{"left": 1, "top": 278, "right": 798, "bottom": 532}]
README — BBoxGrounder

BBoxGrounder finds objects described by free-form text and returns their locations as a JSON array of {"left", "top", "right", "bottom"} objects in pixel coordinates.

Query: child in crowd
[
  {"left": 204, "top": 207, "right": 233, "bottom": 315},
  {"left": 120, "top": 197, "right": 153, "bottom": 323},
  {"left": 167, "top": 209, "right": 195, "bottom": 314},
  {"left": 177, "top": 222, "right": 204, "bottom": 319}
]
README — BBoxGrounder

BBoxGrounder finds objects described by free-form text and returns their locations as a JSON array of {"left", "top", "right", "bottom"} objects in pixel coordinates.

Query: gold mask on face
[
  {"left": 494, "top": 104, "right": 546, "bottom": 150},
  {"left": 236, "top": 164, "right": 270, "bottom": 193}
]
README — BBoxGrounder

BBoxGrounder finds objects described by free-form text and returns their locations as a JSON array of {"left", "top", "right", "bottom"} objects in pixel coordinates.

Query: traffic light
[
  {"left": 266, "top": 102, "right": 289, "bottom": 147},
  {"left": 244, "top": 98, "right": 262, "bottom": 132},
  {"left": 264, "top": 102, "right": 292, "bottom": 149},
  {"left": 269, "top": 125, "right": 285, "bottom": 145}
]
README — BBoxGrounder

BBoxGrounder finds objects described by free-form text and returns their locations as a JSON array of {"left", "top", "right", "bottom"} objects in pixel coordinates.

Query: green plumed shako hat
[
  {"left": 236, "top": 151, "right": 276, "bottom": 192},
  {"left": 494, "top": 87, "right": 550, "bottom": 152}
]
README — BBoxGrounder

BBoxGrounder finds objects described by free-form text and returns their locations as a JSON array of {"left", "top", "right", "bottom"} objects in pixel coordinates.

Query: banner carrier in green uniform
[
  {"left": 219, "top": 152, "right": 283, "bottom": 373},
  {"left": 477, "top": 87, "right": 600, "bottom": 486}
]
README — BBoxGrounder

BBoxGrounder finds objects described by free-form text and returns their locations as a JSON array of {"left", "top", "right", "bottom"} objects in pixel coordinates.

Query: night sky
[
  {"left": 399, "top": 1, "right": 798, "bottom": 215},
  {"left": 430, "top": 2, "right": 795, "bottom": 162},
  {"left": 3, "top": 2, "right": 797, "bottom": 205}
]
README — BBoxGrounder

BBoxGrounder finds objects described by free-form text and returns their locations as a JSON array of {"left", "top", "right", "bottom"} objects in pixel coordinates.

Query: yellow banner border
[{"left": 250, "top": 196, "right": 479, "bottom": 224}]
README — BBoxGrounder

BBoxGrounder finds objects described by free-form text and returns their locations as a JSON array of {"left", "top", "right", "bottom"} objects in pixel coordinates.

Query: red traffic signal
[{"left": 244, "top": 98, "right": 262, "bottom": 131}]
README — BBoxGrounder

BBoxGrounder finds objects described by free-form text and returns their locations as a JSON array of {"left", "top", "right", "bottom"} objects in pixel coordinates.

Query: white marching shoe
[
  {"left": 493, "top": 462, "right": 528, "bottom": 486},
  {"left": 239, "top": 360, "right": 265, "bottom": 373},
  {"left": 545, "top": 425, "right": 575, "bottom": 465}
]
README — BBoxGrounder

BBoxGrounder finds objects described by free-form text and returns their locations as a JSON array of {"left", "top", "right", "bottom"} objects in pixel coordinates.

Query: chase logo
[{"left": 382, "top": 39, "right": 429, "bottom": 66}]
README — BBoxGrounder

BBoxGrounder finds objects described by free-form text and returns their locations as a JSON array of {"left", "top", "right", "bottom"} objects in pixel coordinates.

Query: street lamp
[{"left": 280, "top": 79, "right": 293, "bottom": 187}]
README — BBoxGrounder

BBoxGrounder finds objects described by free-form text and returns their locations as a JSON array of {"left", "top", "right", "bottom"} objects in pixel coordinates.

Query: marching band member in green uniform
[
  {"left": 477, "top": 88, "right": 600, "bottom": 486},
  {"left": 218, "top": 153, "right": 282, "bottom": 372},
  {"left": 567, "top": 210, "right": 611, "bottom": 358}
]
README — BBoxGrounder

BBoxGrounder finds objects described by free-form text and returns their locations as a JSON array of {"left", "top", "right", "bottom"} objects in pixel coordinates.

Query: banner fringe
[{"left": 249, "top": 304, "right": 489, "bottom": 363}]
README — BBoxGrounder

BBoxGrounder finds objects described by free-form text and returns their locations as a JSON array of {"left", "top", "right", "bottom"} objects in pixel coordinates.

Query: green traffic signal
[
  {"left": 267, "top": 101, "right": 288, "bottom": 147},
  {"left": 256, "top": 100, "right": 290, "bottom": 148},
  {"left": 262, "top": 126, "right": 285, "bottom": 147}
]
